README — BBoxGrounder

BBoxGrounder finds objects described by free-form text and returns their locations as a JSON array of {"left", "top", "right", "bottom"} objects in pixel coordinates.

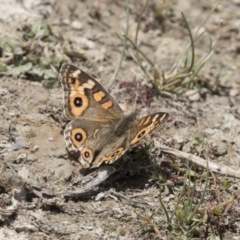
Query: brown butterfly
[{"left": 60, "top": 64, "right": 169, "bottom": 168}]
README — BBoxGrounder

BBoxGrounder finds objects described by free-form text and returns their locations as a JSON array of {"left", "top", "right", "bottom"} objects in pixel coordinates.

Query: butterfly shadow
[{"left": 63, "top": 145, "right": 167, "bottom": 199}]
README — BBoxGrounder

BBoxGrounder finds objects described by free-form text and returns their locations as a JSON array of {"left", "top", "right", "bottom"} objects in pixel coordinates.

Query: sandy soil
[{"left": 0, "top": 0, "right": 240, "bottom": 239}]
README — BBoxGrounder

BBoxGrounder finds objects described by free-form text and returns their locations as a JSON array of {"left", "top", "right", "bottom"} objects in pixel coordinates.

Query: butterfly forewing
[{"left": 60, "top": 64, "right": 124, "bottom": 122}]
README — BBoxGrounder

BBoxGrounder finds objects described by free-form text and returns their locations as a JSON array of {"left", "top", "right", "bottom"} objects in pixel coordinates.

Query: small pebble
[
  {"left": 71, "top": 20, "right": 83, "bottom": 30},
  {"left": 18, "top": 167, "right": 29, "bottom": 179},
  {"left": 95, "top": 192, "right": 105, "bottom": 201},
  {"left": 0, "top": 141, "right": 11, "bottom": 149},
  {"left": 32, "top": 145, "right": 39, "bottom": 152},
  {"left": 0, "top": 88, "right": 8, "bottom": 96},
  {"left": 185, "top": 90, "right": 200, "bottom": 101},
  {"left": 212, "top": 141, "right": 228, "bottom": 156},
  {"left": 229, "top": 88, "right": 239, "bottom": 97},
  {"left": 62, "top": 18, "right": 70, "bottom": 25},
  {"left": 14, "top": 153, "right": 27, "bottom": 164}
]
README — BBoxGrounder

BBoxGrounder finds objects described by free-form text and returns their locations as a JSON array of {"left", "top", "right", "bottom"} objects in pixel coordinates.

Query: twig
[
  {"left": 1, "top": 123, "right": 29, "bottom": 155},
  {"left": 9, "top": 123, "right": 18, "bottom": 143},
  {"left": 0, "top": 145, "right": 28, "bottom": 154},
  {"left": 1, "top": 156, "right": 16, "bottom": 174},
  {"left": 151, "top": 221, "right": 162, "bottom": 239},
  {"left": 109, "top": 189, "right": 151, "bottom": 207},
  {"left": 160, "top": 145, "right": 240, "bottom": 179},
  {"left": 0, "top": 189, "right": 20, "bottom": 218},
  {"left": 0, "top": 197, "right": 18, "bottom": 217},
  {"left": 0, "top": 123, "right": 29, "bottom": 173},
  {"left": 60, "top": 166, "right": 116, "bottom": 198},
  {"left": 8, "top": 123, "right": 28, "bottom": 149}
]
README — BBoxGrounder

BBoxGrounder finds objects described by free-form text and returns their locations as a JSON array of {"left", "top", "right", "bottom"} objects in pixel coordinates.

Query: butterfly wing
[
  {"left": 92, "top": 112, "right": 169, "bottom": 168},
  {"left": 127, "top": 112, "right": 169, "bottom": 147},
  {"left": 60, "top": 64, "right": 124, "bottom": 122},
  {"left": 64, "top": 118, "right": 128, "bottom": 168},
  {"left": 60, "top": 64, "right": 169, "bottom": 169}
]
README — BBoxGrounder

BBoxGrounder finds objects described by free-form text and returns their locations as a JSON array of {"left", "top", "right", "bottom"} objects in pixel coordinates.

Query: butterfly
[{"left": 60, "top": 64, "right": 169, "bottom": 168}]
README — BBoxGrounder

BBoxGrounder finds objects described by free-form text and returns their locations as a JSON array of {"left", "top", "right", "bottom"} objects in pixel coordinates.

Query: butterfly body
[{"left": 60, "top": 64, "right": 169, "bottom": 168}]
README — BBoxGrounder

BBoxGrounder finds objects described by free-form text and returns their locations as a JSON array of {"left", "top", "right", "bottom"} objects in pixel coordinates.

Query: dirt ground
[{"left": 0, "top": 0, "right": 240, "bottom": 239}]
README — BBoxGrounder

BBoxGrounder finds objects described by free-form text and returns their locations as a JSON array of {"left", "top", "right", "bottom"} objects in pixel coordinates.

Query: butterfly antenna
[{"left": 133, "top": 83, "right": 139, "bottom": 112}]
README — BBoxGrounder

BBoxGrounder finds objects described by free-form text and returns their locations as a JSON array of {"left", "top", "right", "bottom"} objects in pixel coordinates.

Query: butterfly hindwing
[{"left": 128, "top": 112, "right": 169, "bottom": 147}]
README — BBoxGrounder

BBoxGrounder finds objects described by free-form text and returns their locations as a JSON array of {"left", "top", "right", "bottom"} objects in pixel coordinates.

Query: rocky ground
[{"left": 0, "top": 0, "right": 240, "bottom": 239}]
